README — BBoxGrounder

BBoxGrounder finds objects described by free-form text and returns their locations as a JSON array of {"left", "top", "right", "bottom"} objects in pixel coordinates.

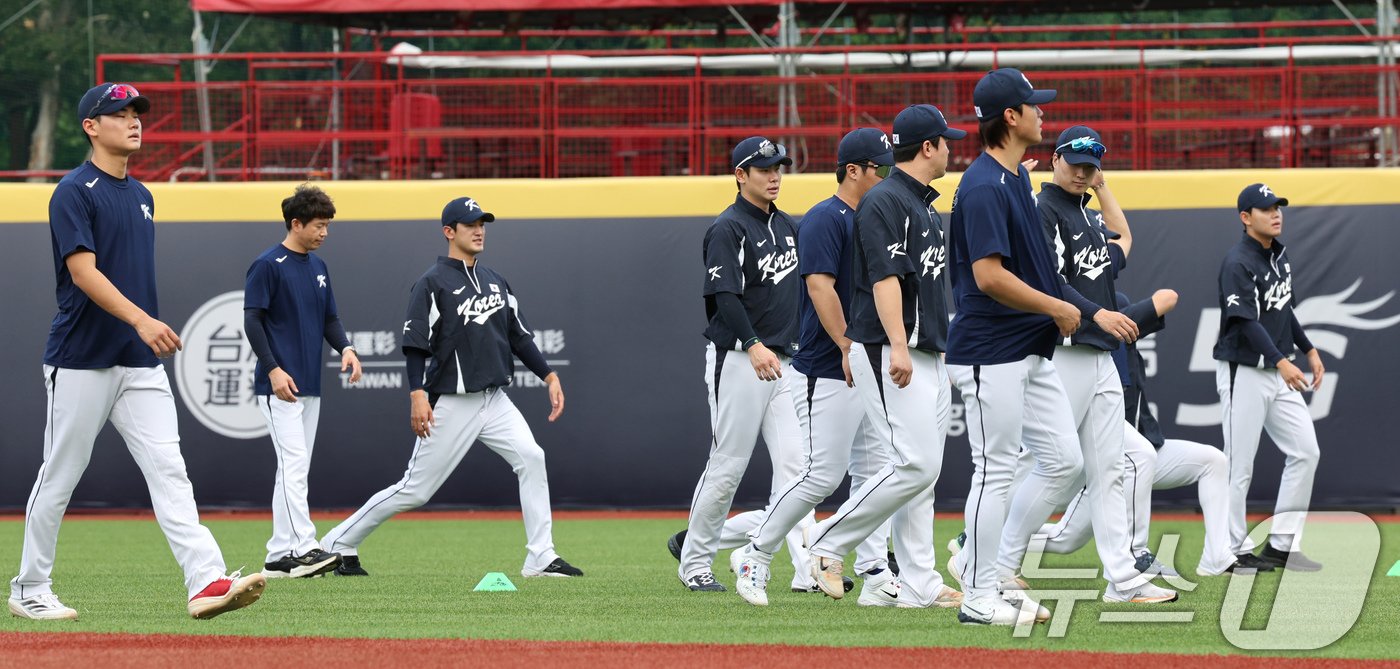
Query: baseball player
[
  {"left": 987, "top": 125, "right": 1177, "bottom": 604},
  {"left": 673, "top": 136, "right": 809, "bottom": 593},
  {"left": 320, "top": 197, "right": 581, "bottom": 579},
  {"left": 1212, "top": 184, "right": 1324, "bottom": 571},
  {"left": 10, "top": 83, "right": 264, "bottom": 621},
  {"left": 244, "top": 184, "right": 362, "bottom": 578},
  {"left": 943, "top": 68, "right": 1103, "bottom": 626},
  {"left": 731, "top": 127, "right": 936, "bottom": 608},
  {"left": 744, "top": 108, "right": 969, "bottom": 611},
  {"left": 1030, "top": 290, "right": 1240, "bottom": 577}
]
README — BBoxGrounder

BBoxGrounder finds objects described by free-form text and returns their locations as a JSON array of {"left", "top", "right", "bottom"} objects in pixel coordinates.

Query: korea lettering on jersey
[
  {"left": 402, "top": 257, "right": 535, "bottom": 394},
  {"left": 701, "top": 195, "right": 801, "bottom": 353},
  {"left": 1038, "top": 182, "right": 1127, "bottom": 351},
  {"left": 845, "top": 167, "right": 949, "bottom": 352},
  {"left": 1214, "top": 233, "right": 1299, "bottom": 368}
]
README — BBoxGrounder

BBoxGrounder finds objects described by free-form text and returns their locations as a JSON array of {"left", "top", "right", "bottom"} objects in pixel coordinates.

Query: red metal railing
[{"left": 5, "top": 39, "right": 1396, "bottom": 182}]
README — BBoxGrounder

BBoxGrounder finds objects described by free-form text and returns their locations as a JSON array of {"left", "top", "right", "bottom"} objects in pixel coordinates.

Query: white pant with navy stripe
[
  {"left": 806, "top": 345, "right": 950, "bottom": 607},
  {"left": 321, "top": 388, "right": 559, "bottom": 574},
  {"left": 1032, "top": 422, "right": 1236, "bottom": 576},
  {"left": 746, "top": 368, "right": 894, "bottom": 579},
  {"left": 949, "top": 355, "right": 1096, "bottom": 601},
  {"left": 1216, "top": 361, "right": 1319, "bottom": 554},
  {"left": 258, "top": 395, "right": 324, "bottom": 564},
  {"left": 11, "top": 365, "right": 227, "bottom": 601},
  {"left": 679, "top": 343, "right": 809, "bottom": 583},
  {"left": 997, "top": 346, "right": 1140, "bottom": 586}
]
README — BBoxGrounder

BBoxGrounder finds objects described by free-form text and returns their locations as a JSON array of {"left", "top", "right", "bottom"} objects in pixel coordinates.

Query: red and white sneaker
[{"left": 188, "top": 570, "right": 266, "bottom": 619}]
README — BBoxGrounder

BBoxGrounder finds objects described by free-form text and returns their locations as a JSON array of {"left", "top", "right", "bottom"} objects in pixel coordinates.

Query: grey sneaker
[
  {"left": 262, "top": 548, "right": 342, "bottom": 579},
  {"left": 1134, "top": 551, "right": 1180, "bottom": 578}
]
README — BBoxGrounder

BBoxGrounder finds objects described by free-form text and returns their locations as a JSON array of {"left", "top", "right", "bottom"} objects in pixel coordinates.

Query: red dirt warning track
[{"left": 0, "top": 632, "right": 1392, "bottom": 669}]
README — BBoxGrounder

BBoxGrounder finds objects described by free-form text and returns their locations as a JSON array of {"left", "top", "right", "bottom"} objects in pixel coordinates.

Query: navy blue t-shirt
[
  {"left": 44, "top": 161, "right": 159, "bottom": 369},
  {"left": 792, "top": 195, "right": 856, "bottom": 380},
  {"left": 245, "top": 244, "right": 340, "bottom": 397},
  {"left": 946, "top": 153, "right": 1062, "bottom": 365}
]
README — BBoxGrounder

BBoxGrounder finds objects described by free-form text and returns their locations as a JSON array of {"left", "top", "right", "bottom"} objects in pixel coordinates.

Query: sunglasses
[
  {"left": 1055, "top": 136, "right": 1107, "bottom": 158},
  {"left": 87, "top": 84, "right": 142, "bottom": 119},
  {"left": 855, "top": 163, "right": 892, "bottom": 179},
  {"left": 736, "top": 140, "right": 787, "bottom": 168}
]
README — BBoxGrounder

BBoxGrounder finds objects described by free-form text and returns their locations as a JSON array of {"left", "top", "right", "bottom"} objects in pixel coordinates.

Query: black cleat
[
  {"left": 1225, "top": 552, "right": 1276, "bottom": 573},
  {"left": 667, "top": 530, "right": 686, "bottom": 562},
  {"left": 262, "top": 548, "right": 342, "bottom": 579},
  {"left": 1134, "top": 550, "right": 1180, "bottom": 577},
  {"left": 335, "top": 554, "right": 369, "bottom": 576},
  {"left": 525, "top": 557, "right": 583, "bottom": 578},
  {"left": 1258, "top": 545, "right": 1322, "bottom": 572},
  {"left": 887, "top": 550, "right": 900, "bottom": 577},
  {"left": 683, "top": 571, "right": 726, "bottom": 592}
]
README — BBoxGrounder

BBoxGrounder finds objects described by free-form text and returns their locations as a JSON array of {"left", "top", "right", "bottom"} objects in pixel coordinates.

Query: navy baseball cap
[
  {"left": 1054, "top": 125, "right": 1107, "bottom": 169},
  {"left": 837, "top": 128, "right": 895, "bottom": 166},
  {"left": 441, "top": 196, "right": 495, "bottom": 226},
  {"left": 891, "top": 104, "right": 967, "bottom": 148},
  {"left": 78, "top": 83, "right": 150, "bottom": 124},
  {"left": 1237, "top": 183, "right": 1289, "bottom": 212},
  {"left": 732, "top": 136, "right": 792, "bottom": 170},
  {"left": 973, "top": 68, "right": 1056, "bottom": 121}
]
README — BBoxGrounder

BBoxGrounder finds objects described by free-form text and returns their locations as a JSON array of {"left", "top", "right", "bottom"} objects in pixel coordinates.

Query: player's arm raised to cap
[
  {"left": 960, "top": 184, "right": 1079, "bottom": 337},
  {"left": 504, "top": 284, "right": 564, "bottom": 422},
  {"left": 856, "top": 195, "right": 916, "bottom": 387},
  {"left": 1091, "top": 172, "right": 1131, "bottom": 258},
  {"left": 799, "top": 207, "right": 853, "bottom": 384}
]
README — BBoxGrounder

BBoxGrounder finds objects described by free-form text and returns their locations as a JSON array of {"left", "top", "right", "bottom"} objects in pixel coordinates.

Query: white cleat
[
  {"left": 857, "top": 569, "right": 900, "bottom": 607},
  {"left": 809, "top": 555, "right": 846, "bottom": 599},
  {"left": 1104, "top": 580, "right": 1179, "bottom": 604},
  {"left": 8, "top": 594, "right": 78, "bottom": 621},
  {"left": 946, "top": 551, "right": 966, "bottom": 590},
  {"left": 957, "top": 594, "right": 1039, "bottom": 626},
  {"left": 729, "top": 545, "right": 770, "bottom": 607},
  {"left": 1000, "top": 588, "right": 1051, "bottom": 623}
]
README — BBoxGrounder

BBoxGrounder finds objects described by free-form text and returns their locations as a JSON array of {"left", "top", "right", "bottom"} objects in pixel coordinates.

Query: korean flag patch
[
  {"left": 489, "top": 283, "right": 500, "bottom": 293},
  {"left": 785, "top": 236, "right": 794, "bottom": 246}
]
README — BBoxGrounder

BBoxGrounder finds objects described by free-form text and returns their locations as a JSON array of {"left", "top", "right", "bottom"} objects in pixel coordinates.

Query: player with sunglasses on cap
[
  {"left": 1001, "top": 125, "right": 1178, "bottom": 604},
  {"left": 673, "top": 137, "right": 811, "bottom": 593},
  {"left": 10, "top": 83, "right": 265, "bottom": 621}
]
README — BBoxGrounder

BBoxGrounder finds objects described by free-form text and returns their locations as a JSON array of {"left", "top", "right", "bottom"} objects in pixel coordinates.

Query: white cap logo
[
  {"left": 1021, "top": 72, "right": 1033, "bottom": 88},
  {"left": 1259, "top": 184, "right": 1274, "bottom": 197},
  {"left": 881, "top": 133, "right": 891, "bottom": 150},
  {"left": 974, "top": 105, "right": 983, "bottom": 118},
  {"left": 464, "top": 198, "right": 480, "bottom": 211}
]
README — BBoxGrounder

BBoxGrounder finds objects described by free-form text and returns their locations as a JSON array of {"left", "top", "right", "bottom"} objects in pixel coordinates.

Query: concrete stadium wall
[{"left": 0, "top": 169, "right": 1397, "bottom": 510}]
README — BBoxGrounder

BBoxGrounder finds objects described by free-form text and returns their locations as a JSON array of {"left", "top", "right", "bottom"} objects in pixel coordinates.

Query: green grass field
[{"left": 0, "top": 515, "right": 1395, "bottom": 659}]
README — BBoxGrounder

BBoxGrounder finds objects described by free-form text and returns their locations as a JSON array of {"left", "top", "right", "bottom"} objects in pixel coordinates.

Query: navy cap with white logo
[
  {"left": 837, "top": 128, "right": 895, "bottom": 166},
  {"left": 1237, "top": 183, "right": 1289, "bottom": 212},
  {"left": 441, "top": 196, "right": 496, "bottom": 226},
  {"left": 77, "top": 83, "right": 151, "bottom": 125},
  {"left": 732, "top": 136, "right": 793, "bottom": 170},
  {"left": 891, "top": 104, "right": 967, "bottom": 148},
  {"left": 1054, "top": 125, "right": 1107, "bottom": 169},
  {"left": 973, "top": 68, "right": 1057, "bottom": 121}
]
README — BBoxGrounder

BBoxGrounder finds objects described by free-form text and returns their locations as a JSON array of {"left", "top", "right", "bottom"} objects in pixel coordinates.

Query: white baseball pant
[
  {"left": 998, "top": 346, "right": 1140, "bottom": 587},
  {"left": 321, "top": 387, "right": 559, "bottom": 574},
  {"left": 745, "top": 367, "right": 895, "bottom": 581},
  {"left": 258, "top": 395, "right": 324, "bottom": 564},
  {"left": 806, "top": 345, "right": 951, "bottom": 607},
  {"left": 680, "top": 343, "right": 808, "bottom": 583},
  {"left": 1033, "top": 422, "right": 1236, "bottom": 575},
  {"left": 11, "top": 365, "right": 227, "bottom": 601},
  {"left": 949, "top": 355, "right": 1090, "bottom": 601},
  {"left": 1216, "top": 361, "right": 1319, "bottom": 554}
]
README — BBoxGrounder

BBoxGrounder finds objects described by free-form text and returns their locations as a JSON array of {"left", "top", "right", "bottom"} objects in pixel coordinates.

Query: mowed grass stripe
[{"left": 0, "top": 517, "right": 1393, "bottom": 659}]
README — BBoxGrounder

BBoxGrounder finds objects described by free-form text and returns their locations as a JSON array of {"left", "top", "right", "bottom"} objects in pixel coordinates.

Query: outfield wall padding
[{"left": 0, "top": 171, "right": 1396, "bottom": 510}]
